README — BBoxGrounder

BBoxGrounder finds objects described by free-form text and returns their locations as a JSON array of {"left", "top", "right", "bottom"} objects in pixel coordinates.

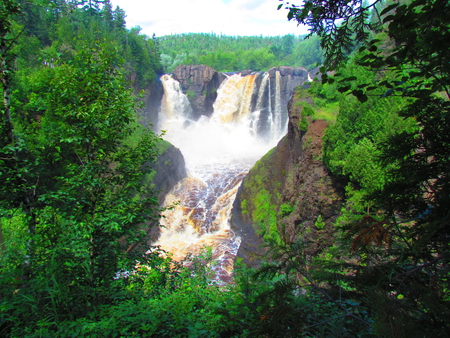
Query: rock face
[
  {"left": 148, "top": 140, "right": 187, "bottom": 205},
  {"left": 139, "top": 80, "right": 165, "bottom": 128},
  {"left": 268, "top": 66, "right": 310, "bottom": 107},
  {"left": 231, "top": 91, "right": 344, "bottom": 267},
  {"left": 172, "top": 65, "right": 226, "bottom": 119},
  {"left": 170, "top": 65, "right": 313, "bottom": 122}
]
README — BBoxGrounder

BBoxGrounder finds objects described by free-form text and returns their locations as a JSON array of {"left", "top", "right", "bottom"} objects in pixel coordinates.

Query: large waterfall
[{"left": 154, "top": 72, "right": 289, "bottom": 281}]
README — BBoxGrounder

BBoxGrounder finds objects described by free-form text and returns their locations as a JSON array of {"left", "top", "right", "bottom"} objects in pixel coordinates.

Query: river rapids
[{"left": 154, "top": 72, "right": 287, "bottom": 282}]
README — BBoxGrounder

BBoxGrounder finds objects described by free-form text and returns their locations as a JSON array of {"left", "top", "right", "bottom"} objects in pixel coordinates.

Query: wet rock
[
  {"left": 148, "top": 140, "right": 187, "bottom": 205},
  {"left": 172, "top": 65, "right": 226, "bottom": 119},
  {"left": 231, "top": 91, "right": 345, "bottom": 267}
]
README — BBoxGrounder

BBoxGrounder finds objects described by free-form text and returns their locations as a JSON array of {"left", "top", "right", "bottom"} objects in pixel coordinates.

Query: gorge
[{"left": 149, "top": 65, "right": 341, "bottom": 279}]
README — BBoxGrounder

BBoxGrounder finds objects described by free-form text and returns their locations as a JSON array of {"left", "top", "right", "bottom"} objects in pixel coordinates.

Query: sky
[{"left": 109, "top": 0, "right": 309, "bottom": 38}]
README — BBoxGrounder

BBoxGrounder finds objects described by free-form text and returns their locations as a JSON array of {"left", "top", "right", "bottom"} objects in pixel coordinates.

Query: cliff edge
[{"left": 231, "top": 89, "right": 345, "bottom": 267}]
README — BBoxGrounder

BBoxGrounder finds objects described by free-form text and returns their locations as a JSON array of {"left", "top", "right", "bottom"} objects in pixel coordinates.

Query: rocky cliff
[
  {"left": 231, "top": 89, "right": 344, "bottom": 267},
  {"left": 172, "top": 65, "right": 226, "bottom": 119},
  {"left": 139, "top": 81, "right": 165, "bottom": 128},
  {"left": 170, "top": 65, "right": 312, "bottom": 122},
  {"left": 147, "top": 140, "right": 187, "bottom": 205},
  {"left": 268, "top": 66, "right": 309, "bottom": 109}
]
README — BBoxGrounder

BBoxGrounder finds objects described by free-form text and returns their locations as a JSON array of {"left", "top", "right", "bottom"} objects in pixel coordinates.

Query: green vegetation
[
  {"left": 241, "top": 152, "right": 283, "bottom": 245},
  {"left": 260, "top": 0, "right": 450, "bottom": 336},
  {"left": 280, "top": 203, "right": 294, "bottom": 217},
  {"left": 157, "top": 33, "right": 324, "bottom": 72},
  {"left": 185, "top": 89, "right": 196, "bottom": 102},
  {"left": 298, "top": 115, "right": 309, "bottom": 132},
  {"left": 0, "top": 1, "right": 338, "bottom": 336},
  {"left": 1, "top": 0, "right": 449, "bottom": 336}
]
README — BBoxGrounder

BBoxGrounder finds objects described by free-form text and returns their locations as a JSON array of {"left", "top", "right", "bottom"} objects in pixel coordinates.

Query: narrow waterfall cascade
[
  {"left": 273, "top": 71, "right": 284, "bottom": 140},
  {"left": 155, "top": 72, "right": 289, "bottom": 281},
  {"left": 255, "top": 72, "right": 270, "bottom": 112},
  {"left": 160, "top": 74, "right": 193, "bottom": 127}
]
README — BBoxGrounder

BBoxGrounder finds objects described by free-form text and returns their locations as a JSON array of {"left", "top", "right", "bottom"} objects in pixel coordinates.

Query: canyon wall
[
  {"left": 171, "top": 65, "right": 312, "bottom": 120},
  {"left": 145, "top": 140, "right": 187, "bottom": 205},
  {"left": 231, "top": 90, "right": 345, "bottom": 266},
  {"left": 172, "top": 65, "right": 226, "bottom": 119}
]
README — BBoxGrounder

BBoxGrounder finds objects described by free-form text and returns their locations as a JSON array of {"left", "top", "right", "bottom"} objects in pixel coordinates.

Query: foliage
[
  {"left": 0, "top": 37, "right": 163, "bottom": 334},
  {"left": 298, "top": 115, "right": 309, "bottom": 132},
  {"left": 287, "top": 34, "right": 323, "bottom": 70},
  {"left": 0, "top": 2, "right": 340, "bottom": 337},
  {"left": 294, "top": 86, "right": 339, "bottom": 123},
  {"left": 280, "top": 203, "right": 294, "bottom": 217},
  {"left": 0, "top": 1, "right": 165, "bottom": 336},
  {"left": 323, "top": 66, "right": 415, "bottom": 192},
  {"left": 3, "top": 0, "right": 450, "bottom": 336},
  {"left": 281, "top": 0, "right": 380, "bottom": 69},
  {"left": 252, "top": 240, "right": 374, "bottom": 337},
  {"left": 157, "top": 32, "right": 324, "bottom": 72},
  {"left": 279, "top": 0, "right": 450, "bottom": 336}
]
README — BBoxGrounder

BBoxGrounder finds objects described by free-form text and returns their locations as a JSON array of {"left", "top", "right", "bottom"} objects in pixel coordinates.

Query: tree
[
  {"left": 0, "top": 0, "right": 21, "bottom": 145},
  {"left": 0, "top": 39, "right": 162, "bottom": 333},
  {"left": 289, "top": 34, "right": 323, "bottom": 69},
  {"left": 0, "top": 0, "right": 22, "bottom": 261},
  {"left": 113, "top": 5, "right": 126, "bottom": 30},
  {"left": 281, "top": 0, "right": 378, "bottom": 69},
  {"left": 280, "top": 0, "right": 450, "bottom": 335}
]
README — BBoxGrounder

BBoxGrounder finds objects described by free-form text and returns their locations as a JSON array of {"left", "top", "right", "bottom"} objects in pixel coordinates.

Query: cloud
[{"left": 109, "top": 0, "right": 308, "bottom": 37}]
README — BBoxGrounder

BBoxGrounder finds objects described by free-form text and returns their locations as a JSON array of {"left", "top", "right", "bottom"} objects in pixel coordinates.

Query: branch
[
  {"left": 302, "top": 313, "right": 348, "bottom": 330},
  {"left": 292, "top": 264, "right": 371, "bottom": 327},
  {"left": 4, "top": 28, "right": 25, "bottom": 55},
  {"left": 395, "top": 256, "right": 442, "bottom": 280}
]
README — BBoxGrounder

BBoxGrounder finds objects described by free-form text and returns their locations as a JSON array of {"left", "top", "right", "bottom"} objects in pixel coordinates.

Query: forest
[
  {"left": 157, "top": 33, "right": 323, "bottom": 72},
  {"left": 0, "top": 0, "right": 449, "bottom": 337}
]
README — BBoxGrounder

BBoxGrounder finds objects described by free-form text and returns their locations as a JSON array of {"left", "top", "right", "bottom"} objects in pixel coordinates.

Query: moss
[
  {"left": 299, "top": 116, "right": 309, "bottom": 132},
  {"left": 241, "top": 148, "right": 283, "bottom": 245},
  {"left": 155, "top": 138, "right": 171, "bottom": 154},
  {"left": 253, "top": 189, "right": 280, "bottom": 244},
  {"left": 241, "top": 199, "right": 248, "bottom": 214},
  {"left": 280, "top": 203, "right": 294, "bottom": 217}
]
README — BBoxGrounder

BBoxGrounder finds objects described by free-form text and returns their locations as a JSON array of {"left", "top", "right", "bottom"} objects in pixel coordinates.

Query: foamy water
[{"left": 154, "top": 73, "right": 284, "bottom": 281}]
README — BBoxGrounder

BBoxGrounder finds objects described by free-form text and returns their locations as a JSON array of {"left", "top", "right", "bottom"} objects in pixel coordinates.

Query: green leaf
[
  {"left": 338, "top": 86, "right": 351, "bottom": 93},
  {"left": 352, "top": 89, "right": 368, "bottom": 103},
  {"left": 380, "top": 3, "right": 399, "bottom": 16},
  {"left": 383, "top": 14, "right": 396, "bottom": 23},
  {"left": 340, "top": 76, "right": 357, "bottom": 82}
]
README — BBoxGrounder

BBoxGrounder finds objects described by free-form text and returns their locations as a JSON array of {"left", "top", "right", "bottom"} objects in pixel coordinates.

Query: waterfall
[
  {"left": 237, "top": 74, "right": 256, "bottom": 122},
  {"left": 255, "top": 72, "right": 269, "bottom": 112},
  {"left": 160, "top": 74, "right": 193, "bottom": 130},
  {"left": 212, "top": 74, "right": 256, "bottom": 125},
  {"left": 154, "top": 71, "right": 292, "bottom": 281},
  {"left": 273, "top": 70, "right": 283, "bottom": 140}
]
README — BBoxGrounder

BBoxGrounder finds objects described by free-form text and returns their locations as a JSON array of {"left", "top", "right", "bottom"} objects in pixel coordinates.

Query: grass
[{"left": 313, "top": 101, "right": 339, "bottom": 123}]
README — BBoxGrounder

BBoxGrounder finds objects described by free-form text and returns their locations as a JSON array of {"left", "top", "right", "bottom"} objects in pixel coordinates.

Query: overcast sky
[{"left": 109, "top": 0, "right": 309, "bottom": 37}]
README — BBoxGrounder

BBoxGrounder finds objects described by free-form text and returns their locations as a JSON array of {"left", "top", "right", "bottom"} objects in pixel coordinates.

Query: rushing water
[{"left": 154, "top": 73, "right": 286, "bottom": 281}]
